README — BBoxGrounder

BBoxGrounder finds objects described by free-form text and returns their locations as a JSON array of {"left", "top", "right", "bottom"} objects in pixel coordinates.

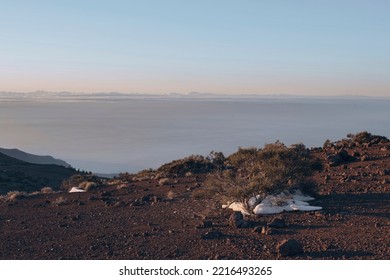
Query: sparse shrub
[
  {"left": 323, "top": 139, "right": 333, "bottom": 150},
  {"left": 116, "top": 172, "right": 134, "bottom": 183},
  {"left": 192, "top": 187, "right": 219, "bottom": 200},
  {"left": 61, "top": 174, "right": 100, "bottom": 191},
  {"left": 349, "top": 131, "right": 389, "bottom": 145},
  {"left": 132, "top": 169, "right": 155, "bottom": 181},
  {"left": 158, "top": 178, "right": 171, "bottom": 186},
  {"left": 78, "top": 181, "right": 98, "bottom": 191},
  {"left": 205, "top": 142, "right": 322, "bottom": 212},
  {"left": 116, "top": 183, "right": 130, "bottom": 190},
  {"left": 207, "top": 151, "right": 226, "bottom": 170},
  {"left": 40, "top": 187, "right": 54, "bottom": 194},
  {"left": 156, "top": 155, "right": 215, "bottom": 177},
  {"left": 6, "top": 191, "right": 27, "bottom": 201},
  {"left": 166, "top": 190, "right": 176, "bottom": 200},
  {"left": 53, "top": 196, "right": 68, "bottom": 206}
]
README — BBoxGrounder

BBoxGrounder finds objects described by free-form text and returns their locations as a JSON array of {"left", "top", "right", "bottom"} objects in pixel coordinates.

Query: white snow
[
  {"left": 69, "top": 187, "right": 86, "bottom": 193},
  {"left": 224, "top": 190, "right": 322, "bottom": 215},
  {"left": 222, "top": 202, "right": 251, "bottom": 215}
]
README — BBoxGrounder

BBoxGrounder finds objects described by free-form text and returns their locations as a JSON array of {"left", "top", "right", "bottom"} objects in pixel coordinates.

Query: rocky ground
[{"left": 0, "top": 134, "right": 389, "bottom": 260}]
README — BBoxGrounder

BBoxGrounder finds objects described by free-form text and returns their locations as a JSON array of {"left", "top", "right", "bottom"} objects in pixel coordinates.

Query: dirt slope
[{"left": 0, "top": 140, "right": 389, "bottom": 259}]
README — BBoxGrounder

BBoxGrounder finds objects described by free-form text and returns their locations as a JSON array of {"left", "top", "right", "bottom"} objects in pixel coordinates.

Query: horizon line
[{"left": 1, "top": 90, "right": 390, "bottom": 99}]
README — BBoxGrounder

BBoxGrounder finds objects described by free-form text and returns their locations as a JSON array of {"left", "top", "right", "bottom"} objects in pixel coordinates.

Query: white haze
[{"left": 1, "top": 96, "right": 389, "bottom": 173}]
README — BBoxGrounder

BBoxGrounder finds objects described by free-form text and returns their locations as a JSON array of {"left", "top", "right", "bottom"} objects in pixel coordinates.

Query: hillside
[
  {"left": 0, "top": 152, "right": 79, "bottom": 194},
  {"left": 0, "top": 132, "right": 389, "bottom": 260},
  {"left": 0, "top": 148, "right": 71, "bottom": 168}
]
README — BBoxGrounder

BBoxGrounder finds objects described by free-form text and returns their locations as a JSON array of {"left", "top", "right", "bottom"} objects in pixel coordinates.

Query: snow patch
[
  {"left": 222, "top": 202, "right": 250, "bottom": 215},
  {"left": 69, "top": 187, "right": 86, "bottom": 193},
  {"left": 224, "top": 190, "right": 322, "bottom": 215}
]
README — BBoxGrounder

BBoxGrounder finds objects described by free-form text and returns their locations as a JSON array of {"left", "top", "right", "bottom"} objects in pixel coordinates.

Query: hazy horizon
[{"left": 1, "top": 97, "right": 389, "bottom": 173}]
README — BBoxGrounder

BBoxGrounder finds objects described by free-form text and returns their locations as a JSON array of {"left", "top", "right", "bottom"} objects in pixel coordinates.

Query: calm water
[{"left": 1, "top": 97, "right": 390, "bottom": 173}]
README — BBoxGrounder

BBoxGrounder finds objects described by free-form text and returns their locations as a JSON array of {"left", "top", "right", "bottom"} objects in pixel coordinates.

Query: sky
[{"left": 1, "top": 0, "right": 389, "bottom": 96}]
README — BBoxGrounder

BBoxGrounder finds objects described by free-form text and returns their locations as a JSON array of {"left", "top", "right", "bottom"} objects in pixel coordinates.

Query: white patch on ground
[
  {"left": 224, "top": 190, "right": 322, "bottom": 215},
  {"left": 222, "top": 202, "right": 251, "bottom": 215},
  {"left": 69, "top": 187, "right": 86, "bottom": 193}
]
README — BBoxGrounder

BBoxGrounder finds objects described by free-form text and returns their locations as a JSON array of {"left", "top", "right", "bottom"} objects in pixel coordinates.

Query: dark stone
[
  {"left": 265, "top": 228, "right": 281, "bottom": 235},
  {"left": 203, "top": 220, "right": 213, "bottom": 228},
  {"left": 141, "top": 195, "right": 154, "bottom": 202},
  {"left": 201, "top": 231, "right": 223, "bottom": 240},
  {"left": 229, "top": 211, "right": 248, "bottom": 228},
  {"left": 100, "top": 191, "right": 111, "bottom": 197},
  {"left": 253, "top": 226, "right": 262, "bottom": 233},
  {"left": 339, "top": 150, "right": 357, "bottom": 162},
  {"left": 327, "top": 154, "right": 344, "bottom": 166},
  {"left": 268, "top": 217, "right": 287, "bottom": 228},
  {"left": 277, "top": 239, "right": 304, "bottom": 256},
  {"left": 130, "top": 200, "right": 143, "bottom": 207},
  {"left": 361, "top": 155, "right": 370, "bottom": 162}
]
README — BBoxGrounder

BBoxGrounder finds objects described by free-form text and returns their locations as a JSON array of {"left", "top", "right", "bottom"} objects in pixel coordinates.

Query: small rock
[
  {"left": 324, "top": 175, "right": 330, "bottom": 181},
  {"left": 203, "top": 220, "right": 213, "bottom": 228},
  {"left": 268, "top": 217, "right": 287, "bottom": 228},
  {"left": 130, "top": 200, "right": 143, "bottom": 207},
  {"left": 327, "top": 154, "right": 344, "bottom": 166},
  {"left": 201, "top": 231, "right": 223, "bottom": 240},
  {"left": 229, "top": 211, "right": 248, "bottom": 228},
  {"left": 253, "top": 226, "right": 262, "bottom": 233},
  {"left": 100, "top": 191, "right": 111, "bottom": 197},
  {"left": 277, "top": 239, "right": 304, "bottom": 257},
  {"left": 361, "top": 155, "right": 370, "bottom": 162},
  {"left": 141, "top": 195, "right": 153, "bottom": 202}
]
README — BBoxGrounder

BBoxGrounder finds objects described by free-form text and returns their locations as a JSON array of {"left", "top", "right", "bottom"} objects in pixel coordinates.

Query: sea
[{"left": 1, "top": 96, "right": 390, "bottom": 173}]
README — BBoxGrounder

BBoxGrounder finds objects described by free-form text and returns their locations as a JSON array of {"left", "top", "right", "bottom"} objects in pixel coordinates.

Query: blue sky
[{"left": 1, "top": 0, "right": 389, "bottom": 95}]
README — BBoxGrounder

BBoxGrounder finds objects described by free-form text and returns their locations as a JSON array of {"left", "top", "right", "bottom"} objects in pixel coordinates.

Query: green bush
[{"left": 205, "top": 142, "right": 322, "bottom": 212}]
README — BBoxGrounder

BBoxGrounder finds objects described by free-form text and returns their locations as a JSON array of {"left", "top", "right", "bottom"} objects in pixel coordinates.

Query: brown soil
[{"left": 0, "top": 143, "right": 389, "bottom": 260}]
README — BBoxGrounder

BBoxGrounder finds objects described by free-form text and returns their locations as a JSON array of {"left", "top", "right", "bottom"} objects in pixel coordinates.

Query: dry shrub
[
  {"left": 158, "top": 178, "right": 171, "bottom": 186},
  {"left": 116, "top": 172, "right": 134, "bottom": 183},
  {"left": 6, "top": 191, "right": 27, "bottom": 202},
  {"left": 61, "top": 174, "right": 100, "bottom": 191},
  {"left": 205, "top": 142, "right": 322, "bottom": 212},
  {"left": 166, "top": 190, "right": 176, "bottom": 200},
  {"left": 40, "top": 187, "right": 54, "bottom": 194},
  {"left": 53, "top": 196, "right": 68, "bottom": 206},
  {"left": 157, "top": 155, "right": 216, "bottom": 177},
  {"left": 116, "top": 183, "right": 130, "bottom": 190},
  {"left": 78, "top": 181, "right": 98, "bottom": 191},
  {"left": 192, "top": 188, "right": 216, "bottom": 200}
]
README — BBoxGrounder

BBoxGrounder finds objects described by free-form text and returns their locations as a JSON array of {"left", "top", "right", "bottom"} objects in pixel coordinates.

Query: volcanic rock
[
  {"left": 268, "top": 218, "right": 287, "bottom": 228},
  {"left": 229, "top": 211, "right": 248, "bottom": 228},
  {"left": 277, "top": 239, "right": 304, "bottom": 257}
]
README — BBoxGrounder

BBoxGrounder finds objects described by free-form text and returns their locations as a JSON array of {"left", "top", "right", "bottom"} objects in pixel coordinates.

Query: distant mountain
[
  {"left": 0, "top": 148, "right": 71, "bottom": 168},
  {"left": 0, "top": 152, "right": 79, "bottom": 194}
]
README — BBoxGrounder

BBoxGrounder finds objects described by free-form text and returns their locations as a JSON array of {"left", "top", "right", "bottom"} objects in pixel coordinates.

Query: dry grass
[
  {"left": 53, "top": 196, "right": 68, "bottom": 206},
  {"left": 158, "top": 178, "right": 171, "bottom": 186},
  {"left": 6, "top": 191, "right": 27, "bottom": 202},
  {"left": 78, "top": 181, "right": 98, "bottom": 191},
  {"left": 40, "top": 187, "right": 54, "bottom": 194},
  {"left": 166, "top": 190, "right": 176, "bottom": 200}
]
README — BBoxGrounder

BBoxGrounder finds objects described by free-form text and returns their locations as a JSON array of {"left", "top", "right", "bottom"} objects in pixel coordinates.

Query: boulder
[
  {"left": 277, "top": 239, "right": 303, "bottom": 257},
  {"left": 327, "top": 154, "right": 344, "bottom": 166},
  {"left": 229, "top": 211, "right": 248, "bottom": 228}
]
